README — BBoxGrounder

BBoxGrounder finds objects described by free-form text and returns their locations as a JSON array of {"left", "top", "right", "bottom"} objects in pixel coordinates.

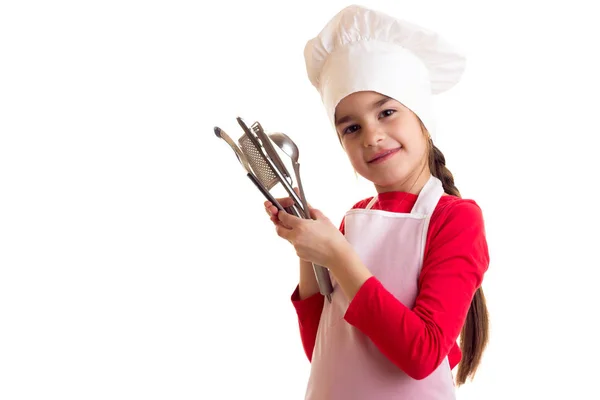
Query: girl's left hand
[{"left": 275, "top": 205, "right": 349, "bottom": 270}]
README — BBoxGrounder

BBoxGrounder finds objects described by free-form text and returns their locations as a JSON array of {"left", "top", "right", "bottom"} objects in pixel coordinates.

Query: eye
[
  {"left": 380, "top": 109, "right": 396, "bottom": 118},
  {"left": 342, "top": 124, "right": 360, "bottom": 135}
]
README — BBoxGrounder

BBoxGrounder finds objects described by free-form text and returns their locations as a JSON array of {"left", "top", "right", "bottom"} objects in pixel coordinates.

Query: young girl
[{"left": 264, "top": 5, "right": 489, "bottom": 399}]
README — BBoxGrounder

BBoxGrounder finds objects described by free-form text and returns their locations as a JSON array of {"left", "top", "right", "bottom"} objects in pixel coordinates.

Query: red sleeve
[
  {"left": 343, "top": 200, "right": 489, "bottom": 380},
  {"left": 291, "top": 286, "right": 324, "bottom": 361}
]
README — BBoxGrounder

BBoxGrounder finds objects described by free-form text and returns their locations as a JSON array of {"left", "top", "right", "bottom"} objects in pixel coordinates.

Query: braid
[
  {"left": 427, "top": 138, "right": 489, "bottom": 386},
  {"left": 428, "top": 142, "right": 460, "bottom": 198}
]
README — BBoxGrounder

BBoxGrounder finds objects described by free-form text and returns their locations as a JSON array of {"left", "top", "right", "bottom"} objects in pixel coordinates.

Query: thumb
[
  {"left": 277, "top": 209, "right": 295, "bottom": 228},
  {"left": 309, "top": 207, "right": 326, "bottom": 220}
]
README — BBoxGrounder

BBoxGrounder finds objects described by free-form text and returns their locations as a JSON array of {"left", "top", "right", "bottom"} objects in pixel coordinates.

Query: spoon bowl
[{"left": 269, "top": 132, "right": 309, "bottom": 217}]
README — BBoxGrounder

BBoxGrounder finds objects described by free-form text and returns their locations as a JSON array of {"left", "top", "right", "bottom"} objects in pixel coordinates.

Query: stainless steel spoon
[{"left": 269, "top": 132, "right": 310, "bottom": 218}]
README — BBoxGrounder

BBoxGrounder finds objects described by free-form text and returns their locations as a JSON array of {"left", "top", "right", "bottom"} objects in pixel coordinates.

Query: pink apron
[{"left": 305, "top": 175, "right": 455, "bottom": 399}]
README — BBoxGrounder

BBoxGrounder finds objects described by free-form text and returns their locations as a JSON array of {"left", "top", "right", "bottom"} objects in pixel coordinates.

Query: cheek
[
  {"left": 347, "top": 150, "right": 364, "bottom": 168},
  {"left": 402, "top": 134, "right": 428, "bottom": 157},
  {"left": 410, "top": 142, "right": 428, "bottom": 158}
]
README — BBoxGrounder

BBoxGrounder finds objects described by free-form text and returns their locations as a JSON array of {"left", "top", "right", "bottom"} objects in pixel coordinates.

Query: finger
[
  {"left": 309, "top": 208, "right": 326, "bottom": 220},
  {"left": 267, "top": 208, "right": 291, "bottom": 227},
  {"left": 267, "top": 207, "right": 290, "bottom": 228},
  {"left": 275, "top": 223, "right": 292, "bottom": 240},
  {"left": 277, "top": 197, "right": 295, "bottom": 208},
  {"left": 265, "top": 197, "right": 294, "bottom": 212},
  {"left": 277, "top": 209, "right": 300, "bottom": 227},
  {"left": 266, "top": 204, "right": 290, "bottom": 224},
  {"left": 265, "top": 204, "right": 278, "bottom": 217}
]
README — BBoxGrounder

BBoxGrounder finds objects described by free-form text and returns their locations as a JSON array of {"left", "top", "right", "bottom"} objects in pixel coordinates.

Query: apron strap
[
  {"left": 365, "top": 195, "right": 378, "bottom": 210},
  {"left": 411, "top": 175, "right": 444, "bottom": 216},
  {"left": 365, "top": 175, "right": 443, "bottom": 213}
]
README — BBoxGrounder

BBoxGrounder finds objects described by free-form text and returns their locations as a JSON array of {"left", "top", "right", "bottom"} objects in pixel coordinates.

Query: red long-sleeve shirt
[{"left": 291, "top": 191, "right": 489, "bottom": 380}]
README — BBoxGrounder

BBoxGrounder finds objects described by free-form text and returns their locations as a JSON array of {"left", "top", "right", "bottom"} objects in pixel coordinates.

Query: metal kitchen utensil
[
  {"left": 213, "top": 126, "right": 286, "bottom": 212},
  {"left": 236, "top": 117, "right": 305, "bottom": 218},
  {"left": 252, "top": 121, "right": 294, "bottom": 188}
]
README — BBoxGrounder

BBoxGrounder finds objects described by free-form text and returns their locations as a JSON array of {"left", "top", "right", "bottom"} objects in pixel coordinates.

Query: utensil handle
[
  {"left": 312, "top": 263, "right": 334, "bottom": 300},
  {"left": 285, "top": 205, "right": 302, "bottom": 215},
  {"left": 247, "top": 173, "right": 284, "bottom": 211},
  {"left": 292, "top": 162, "right": 310, "bottom": 218}
]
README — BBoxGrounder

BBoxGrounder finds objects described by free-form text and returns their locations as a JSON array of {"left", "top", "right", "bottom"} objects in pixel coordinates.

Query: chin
[
  {"left": 381, "top": 168, "right": 422, "bottom": 189},
  {"left": 377, "top": 169, "right": 409, "bottom": 184},
  {"left": 372, "top": 177, "right": 407, "bottom": 191}
]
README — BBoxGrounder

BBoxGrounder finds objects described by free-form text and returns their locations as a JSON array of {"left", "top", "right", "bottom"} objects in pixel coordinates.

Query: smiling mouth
[{"left": 368, "top": 147, "right": 401, "bottom": 163}]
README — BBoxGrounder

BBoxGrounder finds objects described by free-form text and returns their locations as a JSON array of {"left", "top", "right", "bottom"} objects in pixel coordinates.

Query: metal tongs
[{"left": 214, "top": 117, "right": 334, "bottom": 302}]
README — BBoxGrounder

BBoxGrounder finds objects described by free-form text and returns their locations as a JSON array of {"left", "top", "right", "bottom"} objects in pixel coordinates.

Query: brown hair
[{"left": 427, "top": 137, "right": 489, "bottom": 386}]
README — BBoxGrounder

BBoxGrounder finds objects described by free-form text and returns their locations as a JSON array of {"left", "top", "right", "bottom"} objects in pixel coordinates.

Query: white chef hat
[{"left": 304, "top": 4, "right": 466, "bottom": 140}]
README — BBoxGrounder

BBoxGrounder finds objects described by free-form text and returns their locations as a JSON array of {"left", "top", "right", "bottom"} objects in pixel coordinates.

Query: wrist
[
  {"left": 328, "top": 239, "right": 354, "bottom": 273},
  {"left": 329, "top": 240, "right": 371, "bottom": 279},
  {"left": 328, "top": 242, "right": 373, "bottom": 300}
]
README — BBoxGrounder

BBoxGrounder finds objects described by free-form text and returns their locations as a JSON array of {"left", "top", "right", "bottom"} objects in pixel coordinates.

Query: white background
[{"left": 1, "top": 0, "right": 599, "bottom": 399}]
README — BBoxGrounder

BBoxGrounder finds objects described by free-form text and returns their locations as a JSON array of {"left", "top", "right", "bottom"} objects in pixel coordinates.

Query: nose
[{"left": 362, "top": 124, "right": 385, "bottom": 147}]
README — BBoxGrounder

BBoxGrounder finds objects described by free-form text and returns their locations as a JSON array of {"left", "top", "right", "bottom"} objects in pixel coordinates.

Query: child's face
[{"left": 334, "top": 91, "right": 430, "bottom": 193}]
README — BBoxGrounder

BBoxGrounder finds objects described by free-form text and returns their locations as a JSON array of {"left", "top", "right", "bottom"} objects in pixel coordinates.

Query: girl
[{"left": 264, "top": 5, "right": 489, "bottom": 399}]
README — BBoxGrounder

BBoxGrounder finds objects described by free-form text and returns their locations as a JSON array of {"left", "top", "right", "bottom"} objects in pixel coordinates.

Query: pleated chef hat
[{"left": 304, "top": 4, "right": 466, "bottom": 140}]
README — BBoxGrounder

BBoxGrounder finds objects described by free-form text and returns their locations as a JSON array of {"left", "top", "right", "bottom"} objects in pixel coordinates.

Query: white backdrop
[{"left": 1, "top": 0, "right": 599, "bottom": 399}]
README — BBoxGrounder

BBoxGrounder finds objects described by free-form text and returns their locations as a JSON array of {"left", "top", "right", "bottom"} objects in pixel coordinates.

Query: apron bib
[{"left": 305, "top": 175, "right": 456, "bottom": 400}]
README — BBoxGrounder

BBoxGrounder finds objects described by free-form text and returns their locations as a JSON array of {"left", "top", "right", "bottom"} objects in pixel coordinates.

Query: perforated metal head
[{"left": 238, "top": 134, "right": 279, "bottom": 190}]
